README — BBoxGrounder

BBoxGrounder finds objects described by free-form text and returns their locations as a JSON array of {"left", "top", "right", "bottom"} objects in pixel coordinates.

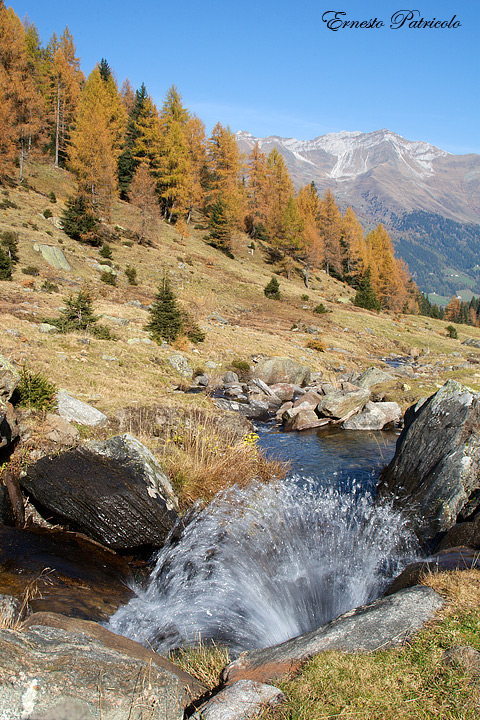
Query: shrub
[
  {"left": 51, "top": 289, "right": 99, "bottom": 331},
  {"left": 41, "top": 280, "right": 58, "bottom": 293},
  {"left": 99, "top": 243, "right": 113, "bottom": 259},
  {"left": 42, "top": 208, "right": 53, "bottom": 219},
  {"left": 100, "top": 271, "right": 117, "bottom": 286},
  {"left": 306, "top": 338, "right": 326, "bottom": 352},
  {"left": 229, "top": 358, "right": 252, "bottom": 381},
  {"left": 48, "top": 191, "right": 57, "bottom": 203},
  {"left": 264, "top": 276, "right": 281, "bottom": 300},
  {"left": 12, "top": 367, "right": 57, "bottom": 411},
  {"left": 125, "top": 264, "right": 138, "bottom": 285},
  {"left": 0, "top": 248, "right": 12, "bottom": 280},
  {"left": 313, "top": 303, "right": 328, "bottom": 314},
  {"left": 21, "top": 266, "right": 39, "bottom": 276},
  {"left": 301, "top": 294, "right": 309, "bottom": 301},
  {"left": 0, "top": 231, "right": 19, "bottom": 263},
  {"left": 0, "top": 198, "right": 19, "bottom": 210},
  {"left": 187, "top": 325, "right": 206, "bottom": 344},
  {"left": 446, "top": 324, "right": 458, "bottom": 339},
  {"left": 145, "top": 272, "right": 184, "bottom": 343}
]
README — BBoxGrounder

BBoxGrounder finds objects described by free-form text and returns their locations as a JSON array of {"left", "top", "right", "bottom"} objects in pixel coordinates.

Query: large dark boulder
[
  {"left": 21, "top": 434, "right": 179, "bottom": 550},
  {"left": 377, "top": 381, "right": 480, "bottom": 546},
  {"left": 0, "top": 400, "right": 19, "bottom": 456}
]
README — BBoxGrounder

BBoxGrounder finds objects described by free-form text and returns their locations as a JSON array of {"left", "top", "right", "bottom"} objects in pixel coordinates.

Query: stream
[{"left": 108, "top": 426, "right": 419, "bottom": 655}]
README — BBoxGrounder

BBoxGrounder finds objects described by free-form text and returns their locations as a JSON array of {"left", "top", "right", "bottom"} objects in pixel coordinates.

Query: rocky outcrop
[
  {"left": 56, "top": 390, "right": 108, "bottom": 427},
  {"left": 223, "top": 586, "right": 444, "bottom": 685},
  {"left": 253, "top": 357, "right": 311, "bottom": 386},
  {"left": 377, "top": 380, "right": 480, "bottom": 545},
  {"left": 356, "top": 367, "right": 395, "bottom": 388},
  {"left": 0, "top": 623, "right": 199, "bottom": 720},
  {"left": 21, "top": 434, "right": 179, "bottom": 550}
]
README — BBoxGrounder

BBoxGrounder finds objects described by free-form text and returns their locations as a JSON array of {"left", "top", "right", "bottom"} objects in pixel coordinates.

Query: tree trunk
[{"left": 55, "top": 81, "right": 61, "bottom": 168}]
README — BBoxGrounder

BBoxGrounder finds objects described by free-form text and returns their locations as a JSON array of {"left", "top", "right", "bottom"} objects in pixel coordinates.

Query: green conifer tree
[
  {"left": 145, "top": 273, "right": 183, "bottom": 343},
  {"left": 264, "top": 276, "right": 281, "bottom": 300},
  {"left": 353, "top": 268, "right": 381, "bottom": 311}
]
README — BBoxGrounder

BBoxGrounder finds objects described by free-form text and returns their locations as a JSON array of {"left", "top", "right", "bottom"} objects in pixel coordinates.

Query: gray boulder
[
  {"left": 223, "top": 371, "right": 239, "bottom": 384},
  {"left": 435, "top": 512, "right": 480, "bottom": 551},
  {"left": 56, "top": 391, "right": 107, "bottom": 427},
  {"left": 168, "top": 354, "right": 192, "bottom": 378},
  {"left": 378, "top": 380, "right": 480, "bottom": 544},
  {"left": 33, "top": 244, "right": 71, "bottom": 271},
  {"left": 192, "top": 679, "right": 285, "bottom": 719},
  {"left": 317, "top": 388, "right": 370, "bottom": 420},
  {"left": 343, "top": 401, "right": 402, "bottom": 430},
  {"left": 223, "top": 586, "right": 444, "bottom": 685},
  {"left": 254, "top": 357, "right": 311, "bottom": 387},
  {"left": 21, "top": 434, "right": 179, "bottom": 550},
  {"left": 0, "top": 624, "right": 199, "bottom": 720},
  {"left": 356, "top": 367, "right": 395, "bottom": 388},
  {"left": 0, "top": 355, "right": 19, "bottom": 401}
]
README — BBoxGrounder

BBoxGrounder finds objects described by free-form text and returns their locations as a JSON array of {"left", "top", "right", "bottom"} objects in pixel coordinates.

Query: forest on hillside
[{"left": 0, "top": 0, "right": 438, "bottom": 316}]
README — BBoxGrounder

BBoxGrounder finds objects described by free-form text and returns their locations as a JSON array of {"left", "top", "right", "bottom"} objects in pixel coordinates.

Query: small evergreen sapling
[
  {"left": 145, "top": 273, "right": 184, "bottom": 343},
  {"left": 353, "top": 269, "right": 381, "bottom": 312},
  {"left": 264, "top": 276, "right": 281, "bottom": 300}
]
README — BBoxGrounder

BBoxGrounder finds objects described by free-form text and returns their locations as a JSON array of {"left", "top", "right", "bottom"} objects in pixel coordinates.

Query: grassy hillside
[{"left": 2, "top": 160, "right": 480, "bottom": 420}]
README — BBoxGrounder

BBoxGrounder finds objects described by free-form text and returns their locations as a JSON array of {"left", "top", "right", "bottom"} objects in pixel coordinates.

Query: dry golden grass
[
  {"left": 169, "top": 637, "right": 230, "bottom": 689},
  {"left": 159, "top": 408, "right": 288, "bottom": 509}
]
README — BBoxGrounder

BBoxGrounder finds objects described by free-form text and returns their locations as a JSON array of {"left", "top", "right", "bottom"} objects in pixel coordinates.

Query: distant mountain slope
[{"left": 236, "top": 129, "right": 480, "bottom": 296}]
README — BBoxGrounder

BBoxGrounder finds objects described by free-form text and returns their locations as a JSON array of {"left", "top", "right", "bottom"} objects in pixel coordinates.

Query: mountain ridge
[{"left": 236, "top": 128, "right": 480, "bottom": 296}]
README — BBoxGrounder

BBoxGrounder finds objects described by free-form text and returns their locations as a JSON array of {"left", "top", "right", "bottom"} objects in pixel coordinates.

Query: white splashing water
[{"left": 108, "top": 478, "right": 417, "bottom": 654}]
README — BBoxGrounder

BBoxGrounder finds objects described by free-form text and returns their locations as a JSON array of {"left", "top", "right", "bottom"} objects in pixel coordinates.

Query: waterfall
[{"left": 108, "top": 478, "right": 417, "bottom": 655}]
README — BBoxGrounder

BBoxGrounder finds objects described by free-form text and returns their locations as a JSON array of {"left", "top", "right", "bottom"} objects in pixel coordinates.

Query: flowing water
[{"left": 109, "top": 427, "right": 417, "bottom": 655}]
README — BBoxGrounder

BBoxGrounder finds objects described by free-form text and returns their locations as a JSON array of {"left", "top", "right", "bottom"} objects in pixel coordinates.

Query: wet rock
[
  {"left": 356, "top": 367, "right": 395, "bottom": 388},
  {"left": 0, "top": 525, "right": 133, "bottom": 621},
  {"left": 317, "top": 388, "right": 370, "bottom": 420},
  {"left": 0, "top": 624, "right": 194, "bottom": 719},
  {"left": 384, "top": 547, "right": 479, "bottom": 596},
  {"left": 21, "top": 434, "right": 179, "bottom": 550},
  {"left": 435, "top": 513, "right": 480, "bottom": 552},
  {"left": 378, "top": 381, "right": 480, "bottom": 545},
  {"left": 56, "top": 390, "right": 107, "bottom": 427},
  {"left": 168, "top": 354, "right": 192, "bottom": 378},
  {"left": 192, "top": 679, "right": 285, "bottom": 719},
  {"left": 254, "top": 357, "right": 311, "bottom": 387},
  {"left": 342, "top": 401, "right": 402, "bottom": 430},
  {"left": 195, "top": 374, "right": 209, "bottom": 387},
  {"left": 223, "top": 586, "right": 444, "bottom": 685},
  {"left": 0, "top": 355, "right": 19, "bottom": 401}
]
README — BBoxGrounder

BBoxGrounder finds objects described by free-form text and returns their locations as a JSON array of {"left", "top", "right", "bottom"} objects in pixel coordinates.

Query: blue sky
[{"left": 8, "top": 1, "right": 479, "bottom": 154}]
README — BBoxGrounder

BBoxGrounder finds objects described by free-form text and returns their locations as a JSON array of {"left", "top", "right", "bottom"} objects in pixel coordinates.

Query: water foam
[{"left": 108, "top": 478, "right": 417, "bottom": 654}]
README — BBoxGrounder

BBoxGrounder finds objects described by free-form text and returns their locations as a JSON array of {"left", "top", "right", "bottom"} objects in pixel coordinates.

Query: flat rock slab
[
  {"left": 56, "top": 390, "right": 107, "bottom": 427},
  {"left": 343, "top": 401, "right": 401, "bottom": 430},
  {"left": 22, "top": 612, "right": 203, "bottom": 700},
  {"left": 0, "top": 525, "right": 133, "bottom": 621},
  {"left": 317, "top": 388, "right": 370, "bottom": 420},
  {"left": 378, "top": 380, "right": 480, "bottom": 544},
  {"left": 21, "top": 434, "right": 179, "bottom": 550},
  {"left": 0, "top": 625, "right": 190, "bottom": 719},
  {"left": 223, "top": 586, "right": 444, "bottom": 685},
  {"left": 356, "top": 367, "right": 395, "bottom": 388},
  {"left": 192, "top": 679, "right": 285, "bottom": 719},
  {"left": 33, "top": 244, "right": 71, "bottom": 271}
]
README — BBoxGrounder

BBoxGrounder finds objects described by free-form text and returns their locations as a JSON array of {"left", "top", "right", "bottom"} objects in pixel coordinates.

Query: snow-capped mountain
[
  {"left": 236, "top": 129, "right": 480, "bottom": 297},
  {"left": 236, "top": 128, "right": 480, "bottom": 225}
]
